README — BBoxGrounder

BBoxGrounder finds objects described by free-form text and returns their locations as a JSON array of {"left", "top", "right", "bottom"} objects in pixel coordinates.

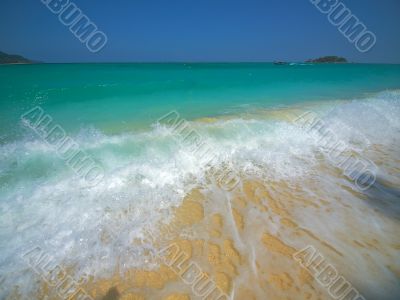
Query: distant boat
[{"left": 273, "top": 61, "right": 288, "bottom": 65}]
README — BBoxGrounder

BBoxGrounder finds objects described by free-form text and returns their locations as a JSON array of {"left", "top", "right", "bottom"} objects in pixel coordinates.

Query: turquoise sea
[
  {"left": 1, "top": 63, "right": 400, "bottom": 138},
  {"left": 0, "top": 63, "right": 400, "bottom": 299}
]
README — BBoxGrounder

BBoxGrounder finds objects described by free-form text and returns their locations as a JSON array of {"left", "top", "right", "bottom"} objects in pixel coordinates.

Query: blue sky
[{"left": 1, "top": 0, "right": 399, "bottom": 63}]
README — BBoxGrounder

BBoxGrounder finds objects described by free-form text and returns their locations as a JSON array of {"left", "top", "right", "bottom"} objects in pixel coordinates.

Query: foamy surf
[{"left": 0, "top": 90, "right": 399, "bottom": 299}]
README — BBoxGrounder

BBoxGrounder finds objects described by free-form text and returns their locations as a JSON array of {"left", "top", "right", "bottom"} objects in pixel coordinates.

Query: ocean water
[{"left": 0, "top": 63, "right": 400, "bottom": 299}]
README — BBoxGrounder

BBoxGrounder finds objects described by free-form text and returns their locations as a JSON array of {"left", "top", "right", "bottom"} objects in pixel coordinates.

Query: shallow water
[{"left": 0, "top": 64, "right": 399, "bottom": 299}]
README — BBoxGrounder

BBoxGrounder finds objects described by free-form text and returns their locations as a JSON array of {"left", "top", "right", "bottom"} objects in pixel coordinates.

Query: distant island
[
  {"left": 0, "top": 51, "right": 34, "bottom": 64},
  {"left": 306, "top": 56, "right": 347, "bottom": 63},
  {"left": 273, "top": 56, "right": 348, "bottom": 65}
]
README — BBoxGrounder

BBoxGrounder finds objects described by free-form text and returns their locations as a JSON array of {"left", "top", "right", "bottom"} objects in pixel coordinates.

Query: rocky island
[{"left": 306, "top": 56, "right": 347, "bottom": 63}]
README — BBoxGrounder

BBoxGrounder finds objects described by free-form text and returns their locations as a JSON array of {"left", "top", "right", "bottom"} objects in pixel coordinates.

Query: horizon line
[{"left": 3, "top": 61, "right": 400, "bottom": 65}]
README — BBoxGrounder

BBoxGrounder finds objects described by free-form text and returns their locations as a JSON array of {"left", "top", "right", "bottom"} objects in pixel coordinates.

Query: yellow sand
[{"left": 30, "top": 175, "right": 400, "bottom": 300}]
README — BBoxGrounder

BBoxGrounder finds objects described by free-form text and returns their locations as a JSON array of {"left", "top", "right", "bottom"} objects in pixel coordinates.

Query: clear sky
[{"left": 1, "top": 0, "right": 399, "bottom": 63}]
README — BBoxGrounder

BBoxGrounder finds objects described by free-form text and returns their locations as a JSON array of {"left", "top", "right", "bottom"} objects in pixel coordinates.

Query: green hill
[{"left": 0, "top": 51, "right": 33, "bottom": 64}]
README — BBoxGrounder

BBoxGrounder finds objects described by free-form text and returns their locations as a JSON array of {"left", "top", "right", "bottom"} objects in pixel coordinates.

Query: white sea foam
[{"left": 0, "top": 90, "right": 399, "bottom": 298}]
